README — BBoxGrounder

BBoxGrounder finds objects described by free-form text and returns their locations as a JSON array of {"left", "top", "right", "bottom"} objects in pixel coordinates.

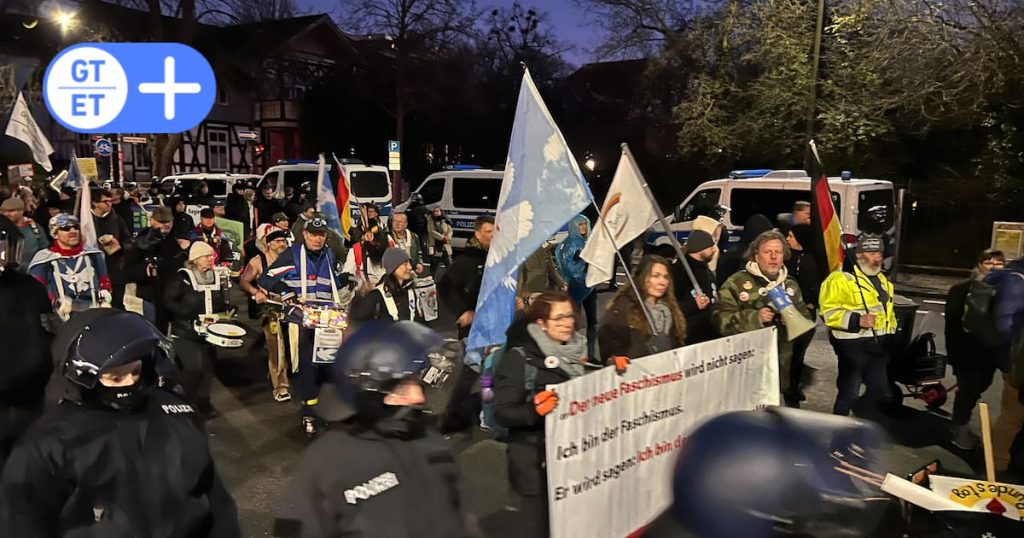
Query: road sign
[
  {"left": 237, "top": 131, "right": 258, "bottom": 141},
  {"left": 122, "top": 136, "right": 148, "bottom": 144},
  {"left": 388, "top": 140, "right": 401, "bottom": 171},
  {"left": 388, "top": 140, "right": 400, "bottom": 153},
  {"left": 95, "top": 138, "right": 113, "bottom": 157}
]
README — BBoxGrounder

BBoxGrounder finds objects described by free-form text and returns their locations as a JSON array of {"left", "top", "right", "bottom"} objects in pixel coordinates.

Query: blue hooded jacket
[
  {"left": 555, "top": 214, "right": 594, "bottom": 303},
  {"left": 984, "top": 259, "right": 1024, "bottom": 344}
]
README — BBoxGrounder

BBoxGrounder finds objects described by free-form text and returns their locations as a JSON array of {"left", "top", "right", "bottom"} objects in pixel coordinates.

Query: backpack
[
  {"left": 962, "top": 278, "right": 1005, "bottom": 348},
  {"left": 480, "top": 345, "right": 538, "bottom": 442}
]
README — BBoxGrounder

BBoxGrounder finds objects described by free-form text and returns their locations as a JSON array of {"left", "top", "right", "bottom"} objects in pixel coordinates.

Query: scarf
[
  {"left": 745, "top": 260, "right": 788, "bottom": 288},
  {"left": 649, "top": 301, "right": 673, "bottom": 336},
  {"left": 526, "top": 323, "right": 587, "bottom": 378},
  {"left": 191, "top": 267, "right": 216, "bottom": 285}
]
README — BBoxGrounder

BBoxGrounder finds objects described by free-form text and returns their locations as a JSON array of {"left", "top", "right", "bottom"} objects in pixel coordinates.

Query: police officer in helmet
[
  {"left": 276, "top": 321, "right": 474, "bottom": 538},
  {"left": 0, "top": 309, "right": 242, "bottom": 537}
]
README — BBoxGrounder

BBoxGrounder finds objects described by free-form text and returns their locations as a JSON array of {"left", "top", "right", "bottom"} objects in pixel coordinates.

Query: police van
[
  {"left": 396, "top": 165, "right": 502, "bottom": 249},
  {"left": 259, "top": 159, "right": 393, "bottom": 225},
  {"left": 161, "top": 173, "right": 261, "bottom": 203},
  {"left": 647, "top": 169, "right": 897, "bottom": 253}
]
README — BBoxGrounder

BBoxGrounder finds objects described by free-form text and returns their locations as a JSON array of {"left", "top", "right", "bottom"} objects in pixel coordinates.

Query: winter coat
[
  {"left": 425, "top": 216, "right": 453, "bottom": 254},
  {"left": 0, "top": 389, "right": 241, "bottom": 537},
  {"left": 944, "top": 272, "right": 1003, "bottom": 370},
  {"left": 673, "top": 255, "right": 718, "bottom": 345},
  {"left": 554, "top": 214, "right": 591, "bottom": 303},
  {"left": 716, "top": 214, "right": 774, "bottom": 288},
  {"left": 785, "top": 248, "right": 825, "bottom": 308},
  {"left": 494, "top": 318, "right": 581, "bottom": 496},
  {"left": 123, "top": 227, "right": 186, "bottom": 331},
  {"left": 164, "top": 267, "right": 231, "bottom": 340},
  {"left": 986, "top": 260, "right": 1024, "bottom": 395},
  {"left": 12, "top": 217, "right": 49, "bottom": 271},
  {"left": 437, "top": 245, "right": 487, "bottom": 318},
  {"left": 519, "top": 244, "right": 565, "bottom": 298},
  {"left": 598, "top": 293, "right": 684, "bottom": 360},
  {"left": 278, "top": 425, "right": 468, "bottom": 538},
  {"left": 254, "top": 196, "right": 285, "bottom": 226},
  {"left": 348, "top": 280, "right": 419, "bottom": 325}
]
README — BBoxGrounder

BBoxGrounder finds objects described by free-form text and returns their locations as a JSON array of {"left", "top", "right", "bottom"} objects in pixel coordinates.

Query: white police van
[
  {"left": 258, "top": 159, "right": 393, "bottom": 225},
  {"left": 395, "top": 165, "right": 503, "bottom": 249},
  {"left": 647, "top": 169, "right": 897, "bottom": 253},
  {"left": 161, "top": 172, "right": 261, "bottom": 203}
]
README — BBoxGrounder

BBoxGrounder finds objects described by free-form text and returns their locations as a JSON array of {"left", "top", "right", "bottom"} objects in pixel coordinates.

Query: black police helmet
[
  {"left": 333, "top": 321, "right": 441, "bottom": 405},
  {"left": 55, "top": 309, "right": 176, "bottom": 390}
]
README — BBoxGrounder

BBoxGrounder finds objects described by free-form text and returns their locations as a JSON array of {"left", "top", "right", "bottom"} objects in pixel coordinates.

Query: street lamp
[
  {"left": 584, "top": 156, "right": 596, "bottom": 172},
  {"left": 54, "top": 9, "right": 77, "bottom": 35}
]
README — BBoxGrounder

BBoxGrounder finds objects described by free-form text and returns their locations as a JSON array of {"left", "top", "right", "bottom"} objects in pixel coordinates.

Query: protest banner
[
  {"left": 545, "top": 327, "right": 781, "bottom": 537},
  {"left": 215, "top": 216, "right": 245, "bottom": 272},
  {"left": 929, "top": 475, "right": 1024, "bottom": 520},
  {"left": 75, "top": 158, "right": 99, "bottom": 182}
]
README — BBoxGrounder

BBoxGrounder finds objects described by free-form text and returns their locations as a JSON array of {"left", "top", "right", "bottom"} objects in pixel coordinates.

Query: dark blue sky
[{"left": 298, "top": 1, "right": 598, "bottom": 66}]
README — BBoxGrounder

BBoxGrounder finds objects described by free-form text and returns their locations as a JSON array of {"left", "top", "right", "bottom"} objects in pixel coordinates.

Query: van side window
[
  {"left": 858, "top": 189, "right": 894, "bottom": 233},
  {"left": 678, "top": 188, "right": 721, "bottom": 221},
  {"left": 729, "top": 188, "right": 840, "bottom": 225},
  {"left": 418, "top": 178, "right": 445, "bottom": 205},
  {"left": 452, "top": 177, "right": 501, "bottom": 210}
]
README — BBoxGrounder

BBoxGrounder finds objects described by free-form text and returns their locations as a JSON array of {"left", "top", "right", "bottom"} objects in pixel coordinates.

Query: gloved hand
[
  {"left": 610, "top": 355, "right": 630, "bottom": 375},
  {"left": 98, "top": 289, "right": 113, "bottom": 307},
  {"left": 56, "top": 297, "right": 73, "bottom": 318},
  {"left": 534, "top": 390, "right": 558, "bottom": 417}
]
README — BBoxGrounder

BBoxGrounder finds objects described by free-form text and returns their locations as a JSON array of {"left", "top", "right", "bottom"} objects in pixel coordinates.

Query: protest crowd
[{"left": 1, "top": 85, "right": 1023, "bottom": 538}]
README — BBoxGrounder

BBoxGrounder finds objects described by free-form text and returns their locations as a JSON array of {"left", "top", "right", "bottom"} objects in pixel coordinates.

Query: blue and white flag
[
  {"left": 65, "top": 151, "right": 82, "bottom": 190},
  {"left": 467, "top": 70, "right": 590, "bottom": 350},
  {"left": 315, "top": 153, "right": 343, "bottom": 236}
]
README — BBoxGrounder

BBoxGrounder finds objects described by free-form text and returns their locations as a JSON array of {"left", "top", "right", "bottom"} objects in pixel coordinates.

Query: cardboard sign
[{"left": 929, "top": 474, "right": 1024, "bottom": 520}]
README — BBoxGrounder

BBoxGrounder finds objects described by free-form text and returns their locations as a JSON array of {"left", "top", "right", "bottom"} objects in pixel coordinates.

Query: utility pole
[{"left": 803, "top": 0, "right": 826, "bottom": 171}]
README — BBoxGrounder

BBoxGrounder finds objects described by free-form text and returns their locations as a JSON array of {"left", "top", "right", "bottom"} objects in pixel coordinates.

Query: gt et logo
[{"left": 44, "top": 43, "right": 215, "bottom": 133}]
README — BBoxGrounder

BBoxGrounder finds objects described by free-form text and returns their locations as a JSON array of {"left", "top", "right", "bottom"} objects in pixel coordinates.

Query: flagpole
[
  {"left": 575, "top": 152, "right": 658, "bottom": 335},
  {"left": 621, "top": 143, "right": 704, "bottom": 296}
]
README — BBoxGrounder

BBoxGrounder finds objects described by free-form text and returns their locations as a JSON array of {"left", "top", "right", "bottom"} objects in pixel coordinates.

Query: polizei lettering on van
[{"left": 344, "top": 472, "right": 400, "bottom": 505}]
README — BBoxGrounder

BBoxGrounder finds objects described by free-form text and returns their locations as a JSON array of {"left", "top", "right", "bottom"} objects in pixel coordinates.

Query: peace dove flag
[{"left": 5, "top": 92, "right": 54, "bottom": 172}]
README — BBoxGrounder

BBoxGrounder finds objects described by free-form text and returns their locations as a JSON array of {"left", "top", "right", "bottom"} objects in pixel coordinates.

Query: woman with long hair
[
  {"left": 598, "top": 255, "right": 686, "bottom": 362},
  {"left": 426, "top": 206, "right": 453, "bottom": 276}
]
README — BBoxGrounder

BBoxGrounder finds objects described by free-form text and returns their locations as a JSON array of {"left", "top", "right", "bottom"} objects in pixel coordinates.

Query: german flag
[{"left": 807, "top": 141, "right": 844, "bottom": 273}]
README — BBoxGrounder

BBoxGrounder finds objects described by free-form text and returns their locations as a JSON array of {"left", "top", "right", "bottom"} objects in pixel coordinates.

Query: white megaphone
[{"left": 766, "top": 286, "right": 815, "bottom": 341}]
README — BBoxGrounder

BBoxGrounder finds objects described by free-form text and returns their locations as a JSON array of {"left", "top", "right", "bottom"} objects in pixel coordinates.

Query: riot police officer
[
  {"left": 275, "top": 321, "right": 473, "bottom": 538},
  {"left": 0, "top": 309, "right": 241, "bottom": 537}
]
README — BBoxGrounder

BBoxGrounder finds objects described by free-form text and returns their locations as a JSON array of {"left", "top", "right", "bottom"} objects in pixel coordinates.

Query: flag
[
  {"left": 807, "top": 141, "right": 844, "bottom": 273},
  {"left": 467, "top": 69, "right": 590, "bottom": 350},
  {"left": 76, "top": 171, "right": 98, "bottom": 251},
  {"left": 581, "top": 148, "right": 659, "bottom": 287},
  {"left": 65, "top": 151, "right": 82, "bottom": 190},
  {"left": 4, "top": 92, "right": 54, "bottom": 172},
  {"left": 332, "top": 154, "right": 353, "bottom": 240},
  {"left": 315, "top": 154, "right": 345, "bottom": 238}
]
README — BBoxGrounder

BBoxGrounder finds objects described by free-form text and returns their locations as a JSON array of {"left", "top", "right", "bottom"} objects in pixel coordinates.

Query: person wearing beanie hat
[
  {"left": 819, "top": 232, "right": 898, "bottom": 418},
  {"left": 164, "top": 235, "right": 233, "bottom": 419},
  {"left": 671, "top": 229, "right": 720, "bottom": 345},
  {"left": 188, "top": 206, "right": 231, "bottom": 265},
  {"left": 123, "top": 201, "right": 187, "bottom": 332},
  {"left": 349, "top": 247, "right": 421, "bottom": 325},
  {"left": 1, "top": 195, "right": 49, "bottom": 270}
]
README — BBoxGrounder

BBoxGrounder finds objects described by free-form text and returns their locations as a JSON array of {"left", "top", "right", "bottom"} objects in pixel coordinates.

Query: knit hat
[
  {"left": 686, "top": 230, "right": 715, "bottom": 253},
  {"left": 188, "top": 241, "right": 215, "bottom": 261},
  {"left": 382, "top": 247, "right": 411, "bottom": 275},
  {"left": 855, "top": 234, "right": 885, "bottom": 254},
  {"left": 151, "top": 206, "right": 173, "bottom": 223},
  {"left": 265, "top": 229, "right": 289, "bottom": 243},
  {"left": 200, "top": 208, "right": 215, "bottom": 219},
  {"left": 0, "top": 197, "right": 25, "bottom": 211},
  {"left": 271, "top": 212, "right": 289, "bottom": 224},
  {"left": 305, "top": 212, "right": 329, "bottom": 233}
]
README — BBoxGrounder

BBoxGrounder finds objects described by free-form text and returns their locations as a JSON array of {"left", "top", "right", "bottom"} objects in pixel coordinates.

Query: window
[
  {"left": 676, "top": 188, "right": 722, "bottom": 222},
  {"left": 452, "top": 177, "right": 501, "bottom": 209},
  {"left": 416, "top": 178, "right": 445, "bottom": 205},
  {"left": 176, "top": 179, "right": 227, "bottom": 197},
  {"left": 349, "top": 170, "right": 390, "bottom": 198},
  {"left": 858, "top": 189, "right": 895, "bottom": 233},
  {"left": 207, "top": 129, "right": 229, "bottom": 171},
  {"left": 77, "top": 134, "right": 93, "bottom": 158},
  {"left": 282, "top": 170, "right": 319, "bottom": 193},
  {"left": 133, "top": 140, "right": 151, "bottom": 169},
  {"left": 729, "top": 188, "right": 840, "bottom": 226}
]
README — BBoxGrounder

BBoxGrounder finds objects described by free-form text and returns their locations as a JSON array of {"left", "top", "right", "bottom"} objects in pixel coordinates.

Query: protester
[
  {"left": 165, "top": 241, "right": 232, "bottom": 419},
  {"left": 277, "top": 322, "right": 471, "bottom": 537},
  {"left": 437, "top": 215, "right": 493, "bottom": 433},
  {"left": 349, "top": 247, "right": 421, "bottom": 324},
  {"left": 716, "top": 213, "right": 774, "bottom": 288},
  {"left": 343, "top": 223, "right": 393, "bottom": 290},
  {"left": 272, "top": 211, "right": 291, "bottom": 232},
  {"left": 292, "top": 206, "right": 345, "bottom": 257},
  {"left": 495, "top": 291, "right": 590, "bottom": 537},
  {"left": 404, "top": 192, "right": 431, "bottom": 252},
  {"left": 259, "top": 216, "right": 354, "bottom": 437},
  {"left": 189, "top": 207, "right": 232, "bottom": 264},
  {"left": 600, "top": 255, "right": 686, "bottom": 362},
  {"left": 123, "top": 206, "right": 186, "bottom": 331},
  {"left": 239, "top": 229, "right": 292, "bottom": 402},
  {"left": 188, "top": 181, "right": 215, "bottom": 206},
  {"left": 819, "top": 234, "right": 898, "bottom": 417},
  {"left": 0, "top": 309, "right": 242, "bottom": 536},
  {"left": 554, "top": 215, "right": 594, "bottom": 357},
  {"left": 713, "top": 230, "right": 812, "bottom": 403},
  {"left": 0, "top": 195, "right": 49, "bottom": 270},
  {"left": 167, "top": 195, "right": 195, "bottom": 238},
  {"left": 350, "top": 202, "right": 387, "bottom": 241},
  {"left": 29, "top": 213, "right": 113, "bottom": 320},
  {"left": 782, "top": 224, "right": 825, "bottom": 403},
  {"left": 92, "top": 188, "right": 132, "bottom": 309},
  {"left": 946, "top": 249, "right": 1006, "bottom": 448},
  {"left": 672, "top": 230, "right": 718, "bottom": 345},
  {"left": 225, "top": 181, "right": 253, "bottom": 238},
  {"left": 109, "top": 185, "right": 135, "bottom": 236},
  {"left": 255, "top": 182, "right": 285, "bottom": 225},
  {"left": 426, "top": 206, "right": 454, "bottom": 276},
  {"left": 987, "top": 258, "right": 1024, "bottom": 478},
  {"left": 0, "top": 217, "right": 53, "bottom": 467},
  {"left": 389, "top": 211, "right": 425, "bottom": 275},
  {"left": 523, "top": 242, "right": 567, "bottom": 309}
]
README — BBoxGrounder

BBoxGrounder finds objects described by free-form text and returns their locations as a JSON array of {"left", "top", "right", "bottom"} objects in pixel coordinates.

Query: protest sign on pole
[{"left": 545, "top": 328, "right": 781, "bottom": 538}]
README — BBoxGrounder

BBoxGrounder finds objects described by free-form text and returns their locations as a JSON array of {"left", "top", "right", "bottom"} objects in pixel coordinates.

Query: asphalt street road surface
[{"left": 205, "top": 282, "right": 996, "bottom": 537}]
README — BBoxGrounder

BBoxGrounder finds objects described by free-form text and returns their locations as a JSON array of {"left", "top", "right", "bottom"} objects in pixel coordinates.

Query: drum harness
[{"left": 51, "top": 254, "right": 98, "bottom": 307}]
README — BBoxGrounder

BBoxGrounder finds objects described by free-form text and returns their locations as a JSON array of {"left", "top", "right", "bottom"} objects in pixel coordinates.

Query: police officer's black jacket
[
  {"left": 279, "top": 424, "right": 468, "bottom": 538},
  {"left": 437, "top": 245, "right": 487, "bottom": 317},
  {"left": 0, "top": 389, "right": 241, "bottom": 537}
]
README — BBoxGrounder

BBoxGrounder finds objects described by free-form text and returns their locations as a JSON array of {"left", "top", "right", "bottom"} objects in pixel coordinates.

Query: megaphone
[{"left": 766, "top": 286, "right": 815, "bottom": 341}]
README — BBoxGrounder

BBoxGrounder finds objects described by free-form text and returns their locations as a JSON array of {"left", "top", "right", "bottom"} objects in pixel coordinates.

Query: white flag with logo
[
  {"left": 4, "top": 92, "right": 54, "bottom": 172},
  {"left": 76, "top": 177, "right": 99, "bottom": 251},
  {"left": 581, "top": 150, "right": 658, "bottom": 287}
]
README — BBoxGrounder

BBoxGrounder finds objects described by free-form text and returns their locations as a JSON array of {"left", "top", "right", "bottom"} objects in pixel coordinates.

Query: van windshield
[
  {"left": 282, "top": 170, "right": 319, "bottom": 194},
  {"left": 452, "top": 177, "right": 501, "bottom": 209},
  {"left": 858, "top": 189, "right": 895, "bottom": 233},
  {"left": 729, "top": 188, "right": 840, "bottom": 226},
  {"left": 176, "top": 179, "right": 227, "bottom": 197},
  {"left": 350, "top": 170, "right": 390, "bottom": 199}
]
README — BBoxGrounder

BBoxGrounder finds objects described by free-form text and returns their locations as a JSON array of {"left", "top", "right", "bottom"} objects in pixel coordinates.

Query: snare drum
[
  {"left": 204, "top": 322, "right": 247, "bottom": 348},
  {"left": 413, "top": 277, "right": 439, "bottom": 322}
]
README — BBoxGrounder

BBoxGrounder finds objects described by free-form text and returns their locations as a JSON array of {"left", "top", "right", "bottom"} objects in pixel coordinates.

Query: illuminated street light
[
  {"left": 584, "top": 157, "right": 596, "bottom": 172},
  {"left": 54, "top": 9, "right": 77, "bottom": 35}
]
